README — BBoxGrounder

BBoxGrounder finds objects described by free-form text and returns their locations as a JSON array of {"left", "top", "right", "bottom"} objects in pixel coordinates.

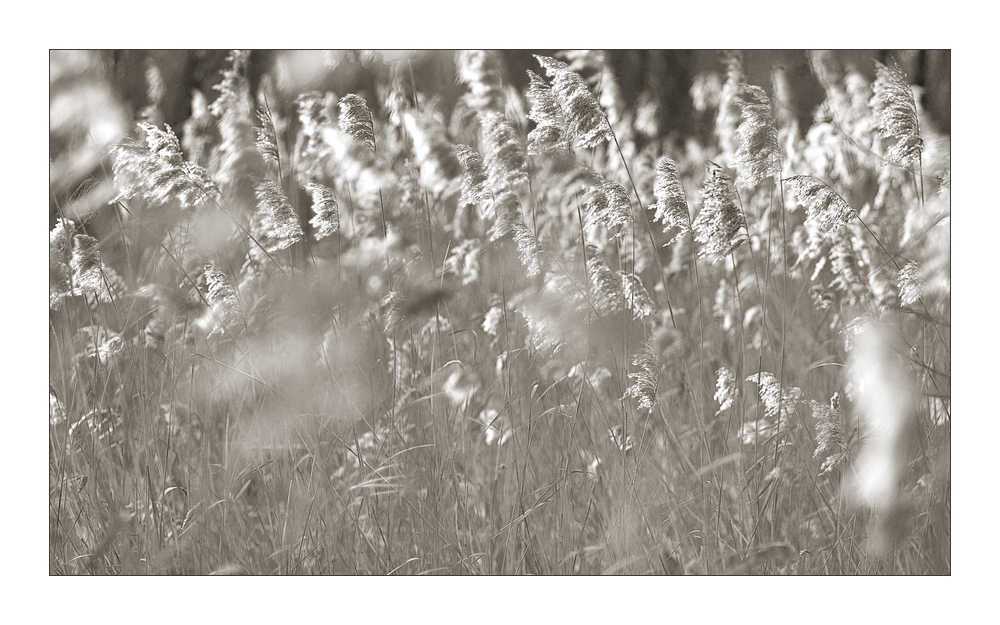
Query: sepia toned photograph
[{"left": 49, "top": 49, "right": 950, "bottom": 576}]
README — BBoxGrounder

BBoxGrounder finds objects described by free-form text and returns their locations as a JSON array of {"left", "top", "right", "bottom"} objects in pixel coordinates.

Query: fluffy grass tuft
[{"left": 871, "top": 61, "right": 923, "bottom": 166}]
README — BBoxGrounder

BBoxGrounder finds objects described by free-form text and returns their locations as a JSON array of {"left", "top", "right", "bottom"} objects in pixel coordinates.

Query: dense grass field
[{"left": 49, "top": 49, "right": 949, "bottom": 575}]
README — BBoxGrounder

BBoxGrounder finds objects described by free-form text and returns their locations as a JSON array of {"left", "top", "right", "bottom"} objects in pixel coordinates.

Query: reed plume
[
  {"left": 255, "top": 179, "right": 304, "bottom": 251},
  {"left": 480, "top": 111, "right": 528, "bottom": 189},
  {"left": 488, "top": 189, "right": 523, "bottom": 241},
  {"left": 49, "top": 218, "right": 74, "bottom": 310},
  {"left": 525, "top": 69, "right": 571, "bottom": 154},
  {"left": 112, "top": 122, "right": 218, "bottom": 208},
  {"left": 621, "top": 272, "right": 654, "bottom": 319},
  {"left": 255, "top": 103, "right": 280, "bottom": 166},
  {"left": 533, "top": 55, "right": 612, "bottom": 149},
  {"left": 338, "top": 94, "right": 377, "bottom": 152},
  {"left": 649, "top": 156, "right": 691, "bottom": 245},
  {"left": 211, "top": 51, "right": 265, "bottom": 211},
  {"left": 716, "top": 51, "right": 746, "bottom": 163},
  {"left": 785, "top": 175, "right": 857, "bottom": 234},
  {"left": 871, "top": 61, "right": 922, "bottom": 166},
  {"left": 586, "top": 252, "right": 623, "bottom": 317},
  {"left": 203, "top": 264, "right": 243, "bottom": 333},
  {"left": 805, "top": 396, "right": 847, "bottom": 476},
  {"left": 624, "top": 340, "right": 660, "bottom": 412},
  {"left": 305, "top": 182, "right": 339, "bottom": 241},
  {"left": 897, "top": 260, "right": 923, "bottom": 306},
  {"left": 584, "top": 181, "right": 631, "bottom": 236},
  {"left": 692, "top": 164, "right": 747, "bottom": 262},
  {"left": 715, "top": 367, "right": 737, "bottom": 413},
  {"left": 70, "top": 234, "right": 102, "bottom": 295},
  {"left": 455, "top": 144, "right": 492, "bottom": 207},
  {"left": 733, "top": 84, "right": 781, "bottom": 187},
  {"left": 746, "top": 372, "right": 801, "bottom": 419},
  {"left": 512, "top": 222, "right": 544, "bottom": 277}
]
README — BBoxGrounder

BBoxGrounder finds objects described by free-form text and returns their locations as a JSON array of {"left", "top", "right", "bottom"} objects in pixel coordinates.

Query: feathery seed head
[
  {"left": 50, "top": 219, "right": 74, "bottom": 309},
  {"left": 871, "top": 61, "right": 922, "bottom": 165},
  {"left": 255, "top": 179, "right": 303, "bottom": 251},
  {"left": 809, "top": 284, "right": 837, "bottom": 312},
  {"left": 50, "top": 218, "right": 74, "bottom": 260},
  {"left": 511, "top": 222, "right": 544, "bottom": 277},
  {"left": 533, "top": 55, "right": 611, "bottom": 149},
  {"left": 621, "top": 272, "right": 654, "bottom": 319},
  {"left": 338, "top": 94, "right": 377, "bottom": 152},
  {"left": 488, "top": 189, "right": 523, "bottom": 241},
  {"left": 897, "top": 260, "right": 923, "bottom": 306},
  {"left": 584, "top": 181, "right": 632, "bottom": 236},
  {"left": 455, "top": 144, "right": 492, "bottom": 207},
  {"left": 380, "top": 291, "right": 407, "bottom": 333},
  {"left": 141, "top": 122, "right": 184, "bottom": 159},
  {"left": 480, "top": 408, "right": 512, "bottom": 446},
  {"left": 692, "top": 165, "right": 747, "bottom": 262},
  {"left": 481, "top": 111, "right": 528, "bottom": 189},
  {"left": 527, "top": 124, "right": 572, "bottom": 156},
  {"left": 203, "top": 264, "right": 242, "bottom": 332},
  {"left": 210, "top": 51, "right": 252, "bottom": 119},
  {"left": 525, "top": 69, "right": 572, "bottom": 154},
  {"left": 746, "top": 372, "right": 801, "bottom": 420},
  {"left": 690, "top": 72, "right": 723, "bottom": 115},
  {"left": 785, "top": 175, "right": 857, "bottom": 234},
  {"left": 770, "top": 65, "right": 799, "bottom": 138},
  {"left": 624, "top": 340, "right": 660, "bottom": 412},
  {"left": 85, "top": 264, "right": 126, "bottom": 309},
  {"left": 212, "top": 53, "right": 266, "bottom": 211},
  {"left": 733, "top": 83, "right": 781, "bottom": 187},
  {"left": 525, "top": 70, "right": 565, "bottom": 128},
  {"left": 829, "top": 233, "right": 870, "bottom": 306},
  {"left": 716, "top": 51, "right": 746, "bottom": 162},
  {"left": 650, "top": 156, "right": 691, "bottom": 245},
  {"left": 586, "top": 253, "right": 623, "bottom": 318},
  {"left": 715, "top": 367, "right": 737, "bottom": 413},
  {"left": 70, "top": 234, "right": 102, "bottom": 295},
  {"left": 112, "top": 123, "right": 218, "bottom": 208},
  {"left": 144, "top": 57, "right": 165, "bottom": 108},
  {"left": 806, "top": 399, "right": 847, "bottom": 476},
  {"left": 305, "top": 182, "right": 339, "bottom": 241},
  {"left": 255, "top": 104, "right": 280, "bottom": 165},
  {"left": 747, "top": 371, "right": 782, "bottom": 418}
]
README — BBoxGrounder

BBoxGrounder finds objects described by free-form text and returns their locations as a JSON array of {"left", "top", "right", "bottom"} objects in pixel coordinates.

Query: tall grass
[{"left": 49, "top": 49, "right": 949, "bottom": 575}]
